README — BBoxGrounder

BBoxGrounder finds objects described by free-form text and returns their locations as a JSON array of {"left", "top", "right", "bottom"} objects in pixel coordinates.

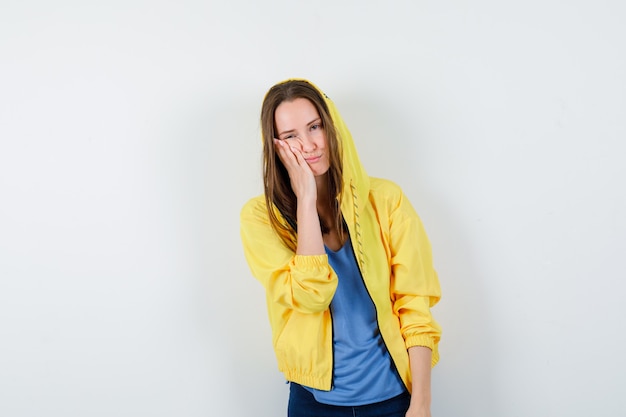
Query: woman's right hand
[
  {"left": 274, "top": 138, "right": 317, "bottom": 203},
  {"left": 274, "top": 138, "right": 324, "bottom": 255}
]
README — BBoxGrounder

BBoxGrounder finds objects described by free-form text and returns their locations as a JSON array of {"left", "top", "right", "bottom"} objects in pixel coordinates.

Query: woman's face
[{"left": 274, "top": 98, "right": 330, "bottom": 177}]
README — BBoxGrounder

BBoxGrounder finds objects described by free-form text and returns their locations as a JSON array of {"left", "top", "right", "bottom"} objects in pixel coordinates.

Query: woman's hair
[{"left": 261, "top": 80, "right": 344, "bottom": 251}]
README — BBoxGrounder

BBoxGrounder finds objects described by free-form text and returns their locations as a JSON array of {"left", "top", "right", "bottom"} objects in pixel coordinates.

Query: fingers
[
  {"left": 274, "top": 139, "right": 308, "bottom": 170},
  {"left": 273, "top": 138, "right": 316, "bottom": 200},
  {"left": 290, "top": 145, "right": 309, "bottom": 167},
  {"left": 273, "top": 138, "right": 293, "bottom": 166}
]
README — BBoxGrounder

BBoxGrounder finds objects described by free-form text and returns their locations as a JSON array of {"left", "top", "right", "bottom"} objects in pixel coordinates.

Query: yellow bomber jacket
[{"left": 240, "top": 79, "right": 442, "bottom": 392}]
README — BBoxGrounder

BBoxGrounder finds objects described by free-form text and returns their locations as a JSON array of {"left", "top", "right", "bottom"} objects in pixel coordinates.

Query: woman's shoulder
[
  {"left": 240, "top": 195, "right": 269, "bottom": 221},
  {"left": 369, "top": 177, "right": 404, "bottom": 200}
]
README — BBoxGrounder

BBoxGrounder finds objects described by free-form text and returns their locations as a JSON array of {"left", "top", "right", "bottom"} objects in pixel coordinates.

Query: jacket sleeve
[
  {"left": 387, "top": 187, "right": 442, "bottom": 358},
  {"left": 240, "top": 197, "right": 338, "bottom": 314}
]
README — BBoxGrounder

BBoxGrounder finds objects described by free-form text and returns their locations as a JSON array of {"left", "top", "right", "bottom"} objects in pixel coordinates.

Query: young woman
[{"left": 240, "top": 79, "right": 442, "bottom": 417}]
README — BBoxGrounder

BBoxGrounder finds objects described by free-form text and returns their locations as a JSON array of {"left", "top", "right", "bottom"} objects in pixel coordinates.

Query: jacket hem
[{"left": 282, "top": 369, "right": 332, "bottom": 391}]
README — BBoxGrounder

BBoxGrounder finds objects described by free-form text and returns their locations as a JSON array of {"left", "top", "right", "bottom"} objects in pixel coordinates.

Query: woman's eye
[{"left": 311, "top": 124, "right": 322, "bottom": 131}]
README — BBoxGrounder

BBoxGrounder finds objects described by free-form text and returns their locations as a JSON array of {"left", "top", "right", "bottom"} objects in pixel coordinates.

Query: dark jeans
[{"left": 288, "top": 383, "right": 410, "bottom": 417}]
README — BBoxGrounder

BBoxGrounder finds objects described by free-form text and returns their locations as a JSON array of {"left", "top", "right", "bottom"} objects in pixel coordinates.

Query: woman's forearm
[
  {"left": 406, "top": 345, "right": 432, "bottom": 416},
  {"left": 295, "top": 198, "right": 325, "bottom": 256}
]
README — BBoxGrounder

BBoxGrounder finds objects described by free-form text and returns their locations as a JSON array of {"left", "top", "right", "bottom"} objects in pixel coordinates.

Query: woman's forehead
[{"left": 275, "top": 98, "right": 320, "bottom": 129}]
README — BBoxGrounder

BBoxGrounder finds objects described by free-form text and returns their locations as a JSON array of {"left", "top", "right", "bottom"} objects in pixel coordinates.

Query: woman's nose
[{"left": 298, "top": 133, "right": 315, "bottom": 151}]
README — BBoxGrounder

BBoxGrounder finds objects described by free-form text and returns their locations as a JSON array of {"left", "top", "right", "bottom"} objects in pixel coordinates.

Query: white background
[{"left": 1, "top": 1, "right": 625, "bottom": 416}]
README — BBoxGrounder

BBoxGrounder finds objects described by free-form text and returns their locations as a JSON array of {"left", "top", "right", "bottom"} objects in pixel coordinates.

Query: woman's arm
[
  {"left": 240, "top": 140, "right": 335, "bottom": 313},
  {"left": 274, "top": 138, "right": 324, "bottom": 256},
  {"left": 378, "top": 180, "right": 441, "bottom": 414},
  {"left": 405, "top": 346, "right": 432, "bottom": 417},
  {"left": 386, "top": 184, "right": 442, "bottom": 360},
  {"left": 240, "top": 197, "right": 337, "bottom": 313}
]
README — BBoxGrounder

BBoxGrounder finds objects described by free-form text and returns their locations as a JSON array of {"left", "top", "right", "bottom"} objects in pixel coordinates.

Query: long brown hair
[{"left": 261, "top": 80, "right": 344, "bottom": 251}]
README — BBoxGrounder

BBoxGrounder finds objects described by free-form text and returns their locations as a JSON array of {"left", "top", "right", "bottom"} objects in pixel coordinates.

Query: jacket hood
[{"left": 277, "top": 78, "right": 370, "bottom": 215}]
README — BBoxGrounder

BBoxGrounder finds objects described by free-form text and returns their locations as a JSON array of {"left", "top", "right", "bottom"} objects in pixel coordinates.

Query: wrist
[
  {"left": 410, "top": 386, "right": 431, "bottom": 404},
  {"left": 297, "top": 196, "right": 318, "bottom": 215},
  {"left": 410, "top": 388, "right": 430, "bottom": 400}
]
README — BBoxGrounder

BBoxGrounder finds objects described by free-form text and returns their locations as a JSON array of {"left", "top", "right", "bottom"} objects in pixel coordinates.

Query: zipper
[
  {"left": 348, "top": 181, "right": 405, "bottom": 389},
  {"left": 329, "top": 306, "right": 335, "bottom": 390}
]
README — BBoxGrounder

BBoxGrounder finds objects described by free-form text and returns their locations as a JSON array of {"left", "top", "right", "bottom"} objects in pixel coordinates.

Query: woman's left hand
[{"left": 405, "top": 404, "right": 431, "bottom": 417}]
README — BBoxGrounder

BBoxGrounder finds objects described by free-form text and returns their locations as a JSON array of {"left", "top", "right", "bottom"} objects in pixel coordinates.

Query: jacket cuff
[
  {"left": 292, "top": 254, "right": 329, "bottom": 267},
  {"left": 405, "top": 334, "right": 440, "bottom": 368},
  {"left": 404, "top": 334, "right": 435, "bottom": 350}
]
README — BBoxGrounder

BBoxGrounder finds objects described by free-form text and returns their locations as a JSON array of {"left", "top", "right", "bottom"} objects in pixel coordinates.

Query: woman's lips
[{"left": 305, "top": 155, "right": 322, "bottom": 163}]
